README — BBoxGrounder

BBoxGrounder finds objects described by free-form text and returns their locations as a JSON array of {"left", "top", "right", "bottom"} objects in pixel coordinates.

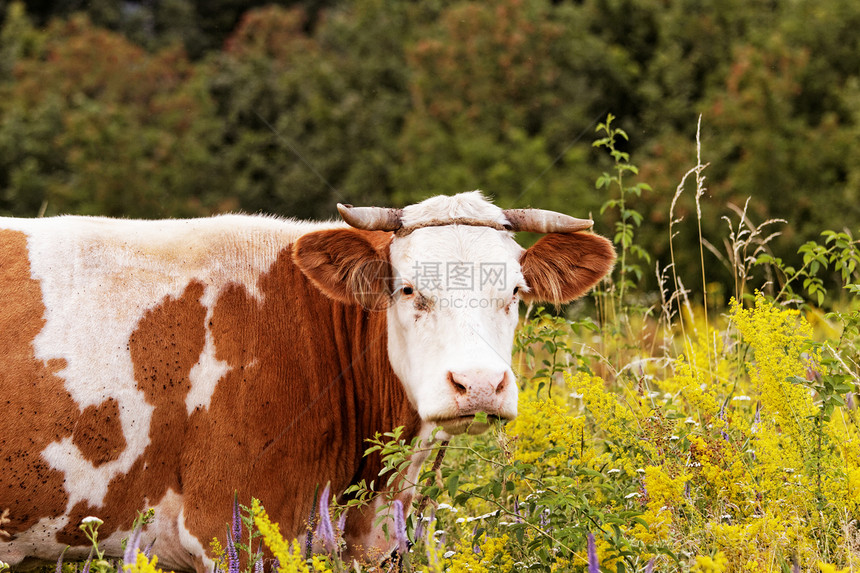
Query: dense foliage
[{"left": 1, "top": 0, "right": 859, "bottom": 292}]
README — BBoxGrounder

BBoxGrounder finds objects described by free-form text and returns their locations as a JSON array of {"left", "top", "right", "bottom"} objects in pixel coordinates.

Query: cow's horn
[
  {"left": 502, "top": 209, "right": 593, "bottom": 233},
  {"left": 337, "top": 204, "right": 403, "bottom": 231}
]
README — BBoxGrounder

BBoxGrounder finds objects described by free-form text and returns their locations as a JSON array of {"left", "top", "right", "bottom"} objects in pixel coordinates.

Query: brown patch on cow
[
  {"left": 56, "top": 281, "right": 207, "bottom": 546},
  {"left": 181, "top": 230, "right": 422, "bottom": 558},
  {"left": 0, "top": 230, "right": 79, "bottom": 537},
  {"left": 72, "top": 398, "right": 127, "bottom": 467},
  {"left": 520, "top": 232, "right": 616, "bottom": 304}
]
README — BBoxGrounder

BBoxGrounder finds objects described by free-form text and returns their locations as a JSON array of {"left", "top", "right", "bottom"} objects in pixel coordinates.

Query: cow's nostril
[
  {"left": 448, "top": 372, "right": 468, "bottom": 395},
  {"left": 495, "top": 373, "right": 508, "bottom": 394}
]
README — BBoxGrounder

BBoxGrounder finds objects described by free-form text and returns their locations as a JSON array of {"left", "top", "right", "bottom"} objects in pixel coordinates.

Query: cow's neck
[
  {"left": 328, "top": 294, "right": 428, "bottom": 559},
  {"left": 180, "top": 243, "right": 422, "bottom": 558}
]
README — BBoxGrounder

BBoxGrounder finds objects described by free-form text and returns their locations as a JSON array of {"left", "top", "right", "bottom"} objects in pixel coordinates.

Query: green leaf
[{"left": 447, "top": 473, "right": 460, "bottom": 498}]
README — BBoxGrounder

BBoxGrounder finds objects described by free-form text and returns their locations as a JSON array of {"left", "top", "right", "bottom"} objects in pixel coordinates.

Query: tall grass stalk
[{"left": 690, "top": 116, "right": 714, "bottom": 379}]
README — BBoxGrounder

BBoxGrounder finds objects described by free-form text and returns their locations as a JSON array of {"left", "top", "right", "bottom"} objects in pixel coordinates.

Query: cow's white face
[
  {"left": 293, "top": 191, "right": 615, "bottom": 436},
  {"left": 385, "top": 196, "right": 523, "bottom": 434}
]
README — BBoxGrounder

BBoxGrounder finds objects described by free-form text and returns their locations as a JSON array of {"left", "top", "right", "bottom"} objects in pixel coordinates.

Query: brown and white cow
[{"left": 0, "top": 191, "right": 614, "bottom": 571}]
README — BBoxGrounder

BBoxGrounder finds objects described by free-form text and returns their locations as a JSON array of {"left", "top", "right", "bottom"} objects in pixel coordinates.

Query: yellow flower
[
  {"left": 667, "top": 356, "right": 722, "bottom": 428},
  {"left": 209, "top": 538, "right": 226, "bottom": 573},
  {"left": 643, "top": 465, "right": 688, "bottom": 509},
  {"left": 446, "top": 534, "right": 513, "bottom": 573},
  {"left": 506, "top": 396, "right": 585, "bottom": 467},
  {"left": 691, "top": 551, "right": 728, "bottom": 572},
  {"left": 731, "top": 293, "right": 816, "bottom": 446},
  {"left": 818, "top": 562, "right": 849, "bottom": 573},
  {"left": 567, "top": 371, "right": 655, "bottom": 474},
  {"left": 123, "top": 552, "right": 165, "bottom": 573},
  {"left": 252, "top": 498, "right": 330, "bottom": 573}
]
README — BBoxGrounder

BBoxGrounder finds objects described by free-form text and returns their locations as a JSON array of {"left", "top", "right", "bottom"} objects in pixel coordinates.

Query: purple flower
[
  {"left": 587, "top": 532, "right": 599, "bottom": 573},
  {"left": 225, "top": 525, "right": 239, "bottom": 573},
  {"left": 55, "top": 547, "right": 68, "bottom": 573},
  {"left": 336, "top": 509, "right": 348, "bottom": 536},
  {"left": 123, "top": 524, "right": 143, "bottom": 565},
  {"left": 306, "top": 494, "right": 316, "bottom": 558},
  {"left": 253, "top": 544, "right": 264, "bottom": 573},
  {"left": 231, "top": 493, "right": 242, "bottom": 546},
  {"left": 391, "top": 499, "right": 408, "bottom": 555},
  {"left": 645, "top": 557, "right": 655, "bottom": 573},
  {"left": 142, "top": 540, "right": 155, "bottom": 559},
  {"left": 414, "top": 514, "right": 426, "bottom": 541},
  {"left": 315, "top": 483, "right": 337, "bottom": 553},
  {"left": 426, "top": 539, "right": 443, "bottom": 570},
  {"left": 751, "top": 401, "right": 761, "bottom": 434},
  {"left": 792, "top": 560, "right": 800, "bottom": 573},
  {"left": 81, "top": 556, "right": 92, "bottom": 573},
  {"left": 514, "top": 496, "right": 523, "bottom": 522}
]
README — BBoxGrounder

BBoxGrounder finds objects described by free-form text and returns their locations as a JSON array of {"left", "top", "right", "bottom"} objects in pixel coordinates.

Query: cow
[{"left": 0, "top": 191, "right": 614, "bottom": 571}]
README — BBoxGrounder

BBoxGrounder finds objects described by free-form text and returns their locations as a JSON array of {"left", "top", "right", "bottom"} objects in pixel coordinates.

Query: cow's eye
[
  {"left": 513, "top": 286, "right": 519, "bottom": 295},
  {"left": 402, "top": 286, "right": 414, "bottom": 296}
]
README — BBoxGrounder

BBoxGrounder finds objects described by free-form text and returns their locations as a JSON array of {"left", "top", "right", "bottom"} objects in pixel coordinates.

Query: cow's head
[{"left": 293, "top": 192, "right": 615, "bottom": 435}]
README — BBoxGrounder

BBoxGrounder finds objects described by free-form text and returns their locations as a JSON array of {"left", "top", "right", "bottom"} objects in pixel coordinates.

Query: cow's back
[{"left": 0, "top": 215, "right": 370, "bottom": 570}]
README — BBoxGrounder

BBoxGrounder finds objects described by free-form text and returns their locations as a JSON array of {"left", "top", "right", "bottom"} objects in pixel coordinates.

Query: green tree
[
  {"left": 0, "top": 12, "right": 222, "bottom": 217},
  {"left": 394, "top": 0, "right": 620, "bottom": 215},
  {"left": 206, "top": 0, "right": 415, "bottom": 218}
]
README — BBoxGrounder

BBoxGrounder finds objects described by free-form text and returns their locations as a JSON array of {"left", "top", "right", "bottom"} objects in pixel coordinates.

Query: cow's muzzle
[{"left": 432, "top": 369, "right": 515, "bottom": 434}]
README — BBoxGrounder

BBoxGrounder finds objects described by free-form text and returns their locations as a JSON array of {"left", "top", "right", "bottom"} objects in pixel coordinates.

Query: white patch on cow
[
  {"left": 399, "top": 190, "right": 510, "bottom": 229},
  {"left": 177, "top": 505, "right": 213, "bottom": 573},
  {"left": 0, "top": 514, "right": 76, "bottom": 565},
  {"left": 187, "top": 306, "right": 232, "bottom": 415},
  {"left": 41, "top": 430, "right": 152, "bottom": 508},
  {"left": 120, "top": 489, "right": 208, "bottom": 572},
  {"left": 386, "top": 192, "right": 522, "bottom": 431}
]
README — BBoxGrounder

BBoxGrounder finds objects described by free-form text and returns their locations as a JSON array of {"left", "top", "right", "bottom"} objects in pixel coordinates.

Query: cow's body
[{"left": 0, "top": 192, "right": 614, "bottom": 571}]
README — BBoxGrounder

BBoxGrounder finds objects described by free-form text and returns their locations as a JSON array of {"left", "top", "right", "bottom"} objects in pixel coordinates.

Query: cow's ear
[
  {"left": 293, "top": 229, "right": 393, "bottom": 310},
  {"left": 520, "top": 232, "right": 616, "bottom": 304}
]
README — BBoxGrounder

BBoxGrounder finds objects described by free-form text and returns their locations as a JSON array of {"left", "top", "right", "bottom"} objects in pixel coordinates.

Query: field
[{"left": 5, "top": 120, "right": 860, "bottom": 573}]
